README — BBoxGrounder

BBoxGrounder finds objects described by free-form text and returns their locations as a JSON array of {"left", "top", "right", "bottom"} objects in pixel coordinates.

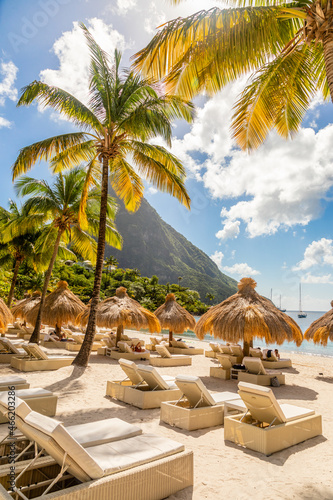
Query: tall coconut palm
[
  {"left": 15, "top": 166, "right": 121, "bottom": 343},
  {"left": 0, "top": 201, "right": 43, "bottom": 307},
  {"left": 133, "top": 0, "right": 332, "bottom": 150},
  {"left": 13, "top": 25, "right": 194, "bottom": 365}
]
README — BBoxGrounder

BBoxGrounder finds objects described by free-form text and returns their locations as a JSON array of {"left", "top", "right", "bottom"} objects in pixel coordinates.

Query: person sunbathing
[{"left": 132, "top": 342, "right": 144, "bottom": 352}]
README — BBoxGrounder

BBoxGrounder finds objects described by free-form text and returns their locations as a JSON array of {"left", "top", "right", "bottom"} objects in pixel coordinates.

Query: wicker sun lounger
[
  {"left": 10, "top": 343, "right": 74, "bottom": 371},
  {"left": 224, "top": 381, "right": 322, "bottom": 455},
  {"left": 150, "top": 344, "right": 192, "bottom": 367},
  {"left": 237, "top": 357, "right": 285, "bottom": 386}
]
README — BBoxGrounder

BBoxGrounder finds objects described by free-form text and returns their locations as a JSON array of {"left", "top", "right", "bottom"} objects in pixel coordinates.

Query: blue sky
[{"left": 1, "top": 0, "right": 333, "bottom": 311}]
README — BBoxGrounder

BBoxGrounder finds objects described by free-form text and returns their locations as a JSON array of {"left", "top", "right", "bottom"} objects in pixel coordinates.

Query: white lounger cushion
[
  {"left": 238, "top": 382, "right": 315, "bottom": 425},
  {"left": 22, "top": 343, "right": 72, "bottom": 361},
  {"left": 137, "top": 365, "right": 177, "bottom": 390},
  {"left": 15, "top": 388, "right": 53, "bottom": 400},
  {"left": 87, "top": 434, "right": 184, "bottom": 476},
  {"left": 0, "top": 375, "right": 28, "bottom": 388},
  {"left": 209, "top": 343, "right": 221, "bottom": 353},
  {"left": 175, "top": 375, "right": 238, "bottom": 407},
  {"left": 156, "top": 344, "right": 172, "bottom": 358},
  {"left": 216, "top": 354, "right": 232, "bottom": 370},
  {"left": 66, "top": 418, "right": 142, "bottom": 447},
  {"left": 118, "top": 358, "right": 174, "bottom": 385},
  {"left": 170, "top": 340, "right": 188, "bottom": 349},
  {"left": 243, "top": 357, "right": 282, "bottom": 376},
  {"left": 0, "top": 393, "right": 33, "bottom": 420}
]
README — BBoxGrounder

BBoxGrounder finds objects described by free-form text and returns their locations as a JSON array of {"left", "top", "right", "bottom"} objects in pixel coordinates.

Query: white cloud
[
  {"left": 172, "top": 81, "right": 333, "bottom": 239},
  {"left": 301, "top": 273, "right": 333, "bottom": 284},
  {"left": 0, "top": 61, "right": 18, "bottom": 106},
  {"left": 222, "top": 263, "right": 261, "bottom": 277},
  {"left": 148, "top": 187, "right": 158, "bottom": 195},
  {"left": 39, "top": 19, "right": 125, "bottom": 108},
  {"left": 293, "top": 238, "right": 333, "bottom": 271},
  {"left": 116, "top": 0, "right": 137, "bottom": 15},
  {"left": 0, "top": 116, "right": 12, "bottom": 128},
  {"left": 210, "top": 250, "right": 224, "bottom": 268},
  {"left": 216, "top": 220, "right": 240, "bottom": 241}
]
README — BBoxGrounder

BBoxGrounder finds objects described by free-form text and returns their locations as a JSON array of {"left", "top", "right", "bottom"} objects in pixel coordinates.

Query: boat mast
[{"left": 299, "top": 283, "right": 302, "bottom": 312}]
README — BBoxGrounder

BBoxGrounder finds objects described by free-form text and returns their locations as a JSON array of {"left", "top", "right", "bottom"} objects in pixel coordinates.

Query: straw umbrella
[
  {"left": 195, "top": 277, "right": 303, "bottom": 356},
  {"left": 0, "top": 298, "right": 13, "bottom": 333},
  {"left": 154, "top": 293, "right": 196, "bottom": 346},
  {"left": 11, "top": 291, "right": 41, "bottom": 325},
  {"left": 77, "top": 286, "right": 161, "bottom": 345},
  {"left": 305, "top": 301, "right": 333, "bottom": 346},
  {"left": 26, "top": 281, "right": 85, "bottom": 337}
]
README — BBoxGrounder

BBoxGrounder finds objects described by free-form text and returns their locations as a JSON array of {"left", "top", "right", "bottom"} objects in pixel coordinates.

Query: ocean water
[{"left": 171, "top": 311, "right": 333, "bottom": 358}]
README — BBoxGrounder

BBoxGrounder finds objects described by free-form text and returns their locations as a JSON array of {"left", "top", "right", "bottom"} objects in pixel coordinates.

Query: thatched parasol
[
  {"left": 195, "top": 277, "right": 303, "bottom": 356},
  {"left": 77, "top": 286, "right": 161, "bottom": 344},
  {"left": 154, "top": 293, "right": 196, "bottom": 346},
  {"left": 0, "top": 298, "right": 13, "bottom": 333},
  {"left": 11, "top": 291, "right": 42, "bottom": 324},
  {"left": 26, "top": 281, "right": 85, "bottom": 336},
  {"left": 304, "top": 301, "right": 333, "bottom": 346}
]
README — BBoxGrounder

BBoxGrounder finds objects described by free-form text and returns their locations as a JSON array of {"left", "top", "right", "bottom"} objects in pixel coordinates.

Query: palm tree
[
  {"left": 133, "top": 0, "right": 333, "bottom": 150},
  {"left": 0, "top": 201, "right": 42, "bottom": 307},
  {"left": 15, "top": 167, "right": 121, "bottom": 343},
  {"left": 13, "top": 25, "right": 194, "bottom": 365}
]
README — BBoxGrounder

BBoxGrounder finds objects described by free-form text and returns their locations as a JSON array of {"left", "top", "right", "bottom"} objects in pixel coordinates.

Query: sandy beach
[{"left": 1, "top": 332, "right": 333, "bottom": 500}]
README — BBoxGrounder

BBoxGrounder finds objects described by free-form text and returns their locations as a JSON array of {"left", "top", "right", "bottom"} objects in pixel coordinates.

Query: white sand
[{"left": 1, "top": 331, "right": 333, "bottom": 499}]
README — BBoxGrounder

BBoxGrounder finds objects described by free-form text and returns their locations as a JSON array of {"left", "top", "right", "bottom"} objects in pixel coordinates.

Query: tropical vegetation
[
  {"left": 133, "top": 0, "right": 333, "bottom": 150},
  {"left": 12, "top": 25, "right": 194, "bottom": 365}
]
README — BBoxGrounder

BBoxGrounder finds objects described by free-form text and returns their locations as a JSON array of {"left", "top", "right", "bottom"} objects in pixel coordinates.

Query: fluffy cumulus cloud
[
  {"left": 0, "top": 116, "right": 12, "bottom": 128},
  {"left": 210, "top": 250, "right": 260, "bottom": 277},
  {"left": 39, "top": 18, "right": 125, "bottom": 108},
  {"left": 172, "top": 80, "right": 333, "bottom": 239},
  {"left": 0, "top": 61, "right": 18, "bottom": 106},
  {"left": 293, "top": 238, "right": 333, "bottom": 271},
  {"left": 116, "top": 0, "right": 137, "bottom": 15}
]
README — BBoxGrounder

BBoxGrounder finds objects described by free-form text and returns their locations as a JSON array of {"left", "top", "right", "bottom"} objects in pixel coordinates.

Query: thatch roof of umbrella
[
  {"left": 11, "top": 291, "right": 41, "bottom": 321},
  {"left": 26, "top": 281, "right": 85, "bottom": 329},
  {"left": 77, "top": 287, "right": 161, "bottom": 341},
  {"left": 154, "top": 293, "right": 196, "bottom": 345},
  {"left": 304, "top": 301, "right": 333, "bottom": 346},
  {"left": 195, "top": 278, "right": 303, "bottom": 354},
  {"left": 0, "top": 298, "right": 13, "bottom": 333}
]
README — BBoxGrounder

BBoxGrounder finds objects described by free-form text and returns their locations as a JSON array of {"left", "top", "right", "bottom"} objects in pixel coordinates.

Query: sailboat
[
  {"left": 278, "top": 295, "right": 286, "bottom": 312},
  {"left": 298, "top": 284, "right": 307, "bottom": 318}
]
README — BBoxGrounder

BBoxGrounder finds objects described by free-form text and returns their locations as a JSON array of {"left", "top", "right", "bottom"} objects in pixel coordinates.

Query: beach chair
[
  {"left": 205, "top": 342, "right": 222, "bottom": 358},
  {"left": 106, "top": 340, "right": 150, "bottom": 360},
  {"left": 0, "top": 387, "right": 57, "bottom": 424},
  {"left": 160, "top": 375, "right": 242, "bottom": 430},
  {"left": 0, "top": 375, "right": 29, "bottom": 391},
  {"left": 150, "top": 344, "right": 192, "bottom": 367},
  {"left": 10, "top": 343, "right": 74, "bottom": 371},
  {"left": 224, "top": 381, "right": 322, "bottom": 455},
  {"left": 168, "top": 340, "right": 204, "bottom": 355},
  {"left": 0, "top": 337, "right": 26, "bottom": 363},
  {"left": 262, "top": 353, "right": 293, "bottom": 369},
  {"left": 0, "top": 396, "right": 193, "bottom": 499},
  {"left": 229, "top": 345, "right": 244, "bottom": 363},
  {"left": 66, "top": 333, "right": 102, "bottom": 352},
  {"left": 40, "top": 335, "right": 66, "bottom": 348},
  {"left": 249, "top": 347, "right": 263, "bottom": 358},
  {"left": 237, "top": 357, "right": 285, "bottom": 386},
  {"left": 210, "top": 354, "right": 233, "bottom": 380},
  {"left": 106, "top": 360, "right": 181, "bottom": 409}
]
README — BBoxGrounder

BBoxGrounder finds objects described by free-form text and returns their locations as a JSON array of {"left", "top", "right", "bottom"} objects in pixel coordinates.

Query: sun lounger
[
  {"left": 106, "top": 341, "right": 150, "bottom": 360},
  {"left": 10, "top": 343, "right": 74, "bottom": 371},
  {"left": 0, "top": 375, "right": 29, "bottom": 391},
  {"left": 0, "top": 387, "right": 57, "bottom": 424},
  {"left": 262, "top": 355, "right": 293, "bottom": 369},
  {"left": 224, "top": 381, "right": 322, "bottom": 455},
  {"left": 237, "top": 357, "right": 285, "bottom": 386},
  {"left": 0, "top": 396, "right": 193, "bottom": 499},
  {"left": 0, "top": 337, "right": 26, "bottom": 363},
  {"left": 229, "top": 345, "right": 244, "bottom": 363},
  {"left": 249, "top": 347, "right": 263, "bottom": 358},
  {"left": 205, "top": 342, "right": 222, "bottom": 358},
  {"left": 150, "top": 344, "right": 192, "bottom": 367},
  {"left": 40, "top": 335, "right": 66, "bottom": 348},
  {"left": 167, "top": 340, "right": 204, "bottom": 355},
  {"left": 106, "top": 359, "right": 181, "bottom": 409},
  {"left": 210, "top": 354, "right": 233, "bottom": 380},
  {"left": 160, "top": 375, "right": 242, "bottom": 430},
  {"left": 66, "top": 333, "right": 102, "bottom": 352}
]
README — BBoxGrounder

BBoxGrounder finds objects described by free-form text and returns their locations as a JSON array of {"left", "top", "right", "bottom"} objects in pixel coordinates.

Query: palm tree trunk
[
  {"left": 7, "top": 260, "right": 21, "bottom": 307},
  {"left": 323, "top": 34, "right": 333, "bottom": 101},
  {"left": 73, "top": 156, "right": 109, "bottom": 366},
  {"left": 29, "top": 229, "right": 63, "bottom": 344},
  {"left": 115, "top": 324, "right": 123, "bottom": 346}
]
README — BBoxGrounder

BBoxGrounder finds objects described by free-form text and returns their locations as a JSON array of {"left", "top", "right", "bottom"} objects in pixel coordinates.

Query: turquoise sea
[{"left": 171, "top": 311, "right": 333, "bottom": 358}]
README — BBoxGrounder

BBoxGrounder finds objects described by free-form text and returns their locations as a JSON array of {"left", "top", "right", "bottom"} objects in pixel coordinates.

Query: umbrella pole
[
  {"left": 116, "top": 325, "right": 123, "bottom": 346},
  {"left": 243, "top": 339, "right": 253, "bottom": 357},
  {"left": 169, "top": 329, "right": 173, "bottom": 347},
  {"left": 55, "top": 324, "right": 62, "bottom": 338}
]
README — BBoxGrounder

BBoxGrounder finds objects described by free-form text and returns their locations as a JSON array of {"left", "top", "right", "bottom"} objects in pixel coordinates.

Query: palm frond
[
  {"left": 17, "top": 80, "right": 103, "bottom": 134},
  {"left": 49, "top": 140, "right": 96, "bottom": 173},
  {"left": 12, "top": 133, "right": 88, "bottom": 179},
  {"left": 110, "top": 158, "right": 144, "bottom": 212}
]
